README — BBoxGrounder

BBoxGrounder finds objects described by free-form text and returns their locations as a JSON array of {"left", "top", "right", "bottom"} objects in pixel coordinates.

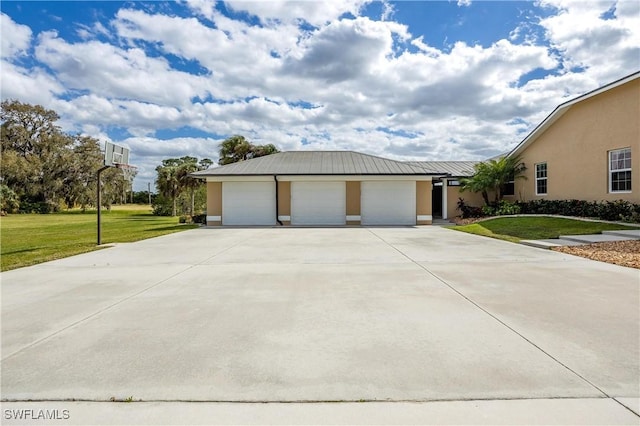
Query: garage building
[{"left": 192, "top": 151, "right": 442, "bottom": 226}]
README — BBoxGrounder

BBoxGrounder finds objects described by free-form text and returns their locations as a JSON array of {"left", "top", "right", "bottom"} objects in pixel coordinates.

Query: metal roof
[
  {"left": 192, "top": 151, "right": 444, "bottom": 176},
  {"left": 405, "top": 161, "right": 479, "bottom": 177}
]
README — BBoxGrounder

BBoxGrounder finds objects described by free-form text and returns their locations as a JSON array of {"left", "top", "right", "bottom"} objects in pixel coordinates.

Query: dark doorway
[{"left": 432, "top": 183, "right": 443, "bottom": 218}]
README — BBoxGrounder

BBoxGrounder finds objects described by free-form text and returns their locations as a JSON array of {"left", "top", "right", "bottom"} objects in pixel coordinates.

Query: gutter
[{"left": 274, "top": 175, "right": 283, "bottom": 226}]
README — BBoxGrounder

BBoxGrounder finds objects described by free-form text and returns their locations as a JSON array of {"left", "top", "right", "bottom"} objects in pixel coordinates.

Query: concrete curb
[{"left": 2, "top": 398, "right": 639, "bottom": 425}]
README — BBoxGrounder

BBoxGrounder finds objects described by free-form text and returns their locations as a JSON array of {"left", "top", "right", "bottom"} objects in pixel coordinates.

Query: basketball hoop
[
  {"left": 97, "top": 142, "right": 136, "bottom": 245},
  {"left": 115, "top": 163, "right": 137, "bottom": 184}
]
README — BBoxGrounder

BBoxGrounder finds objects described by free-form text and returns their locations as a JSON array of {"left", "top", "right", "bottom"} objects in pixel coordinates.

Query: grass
[
  {"left": 0, "top": 205, "right": 198, "bottom": 271},
  {"left": 451, "top": 216, "right": 637, "bottom": 242}
]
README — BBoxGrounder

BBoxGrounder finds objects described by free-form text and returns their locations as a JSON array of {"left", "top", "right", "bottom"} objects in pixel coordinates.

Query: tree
[
  {"left": 176, "top": 156, "right": 201, "bottom": 216},
  {"left": 61, "top": 135, "right": 103, "bottom": 209},
  {"left": 2, "top": 100, "right": 77, "bottom": 211},
  {"left": 155, "top": 156, "right": 212, "bottom": 216},
  {"left": 0, "top": 184, "right": 20, "bottom": 213},
  {"left": 156, "top": 159, "right": 181, "bottom": 217},
  {"left": 461, "top": 155, "right": 527, "bottom": 206},
  {"left": 218, "top": 135, "right": 280, "bottom": 165},
  {"left": 2, "top": 100, "right": 134, "bottom": 213}
]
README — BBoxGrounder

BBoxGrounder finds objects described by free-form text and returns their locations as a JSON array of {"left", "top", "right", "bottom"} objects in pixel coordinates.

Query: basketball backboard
[{"left": 104, "top": 141, "right": 130, "bottom": 166}]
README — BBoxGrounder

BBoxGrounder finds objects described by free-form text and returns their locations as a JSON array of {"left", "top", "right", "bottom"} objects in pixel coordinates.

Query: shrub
[
  {"left": 457, "top": 198, "right": 485, "bottom": 218},
  {"left": 152, "top": 194, "right": 173, "bottom": 216},
  {"left": 192, "top": 214, "right": 207, "bottom": 224},
  {"left": 0, "top": 184, "right": 20, "bottom": 213},
  {"left": 17, "top": 199, "right": 59, "bottom": 214},
  {"left": 495, "top": 200, "right": 521, "bottom": 216},
  {"left": 516, "top": 199, "right": 640, "bottom": 223},
  {"left": 481, "top": 205, "right": 495, "bottom": 216}
]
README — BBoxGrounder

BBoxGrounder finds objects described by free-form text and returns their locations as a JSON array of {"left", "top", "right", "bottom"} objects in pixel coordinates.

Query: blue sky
[{"left": 1, "top": 0, "right": 639, "bottom": 190}]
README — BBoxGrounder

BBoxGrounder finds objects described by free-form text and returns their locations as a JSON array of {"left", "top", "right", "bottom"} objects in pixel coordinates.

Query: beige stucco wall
[
  {"left": 514, "top": 78, "right": 639, "bottom": 203},
  {"left": 277, "top": 180, "right": 291, "bottom": 225},
  {"left": 206, "top": 182, "right": 222, "bottom": 226},
  {"left": 346, "top": 181, "right": 361, "bottom": 225},
  {"left": 448, "top": 186, "right": 487, "bottom": 217},
  {"left": 416, "top": 181, "right": 432, "bottom": 224}
]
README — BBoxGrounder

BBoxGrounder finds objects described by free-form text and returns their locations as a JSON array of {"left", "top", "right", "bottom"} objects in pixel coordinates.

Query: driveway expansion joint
[{"left": 365, "top": 227, "right": 613, "bottom": 400}]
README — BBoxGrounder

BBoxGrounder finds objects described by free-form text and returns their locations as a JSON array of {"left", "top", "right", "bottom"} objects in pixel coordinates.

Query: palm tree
[
  {"left": 156, "top": 160, "right": 180, "bottom": 216},
  {"left": 461, "top": 155, "right": 526, "bottom": 206},
  {"left": 176, "top": 156, "right": 200, "bottom": 216},
  {"left": 218, "top": 135, "right": 253, "bottom": 165},
  {"left": 218, "top": 136, "right": 280, "bottom": 165}
]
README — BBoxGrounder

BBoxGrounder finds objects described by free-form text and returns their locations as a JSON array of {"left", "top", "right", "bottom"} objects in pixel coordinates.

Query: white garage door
[
  {"left": 222, "top": 181, "right": 276, "bottom": 225},
  {"left": 361, "top": 181, "right": 416, "bottom": 225},
  {"left": 291, "top": 182, "right": 346, "bottom": 225}
]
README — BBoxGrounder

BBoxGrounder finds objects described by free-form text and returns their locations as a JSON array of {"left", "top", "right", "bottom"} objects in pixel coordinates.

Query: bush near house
[
  {"left": 457, "top": 198, "right": 640, "bottom": 223},
  {"left": 517, "top": 199, "right": 640, "bottom": 223}
]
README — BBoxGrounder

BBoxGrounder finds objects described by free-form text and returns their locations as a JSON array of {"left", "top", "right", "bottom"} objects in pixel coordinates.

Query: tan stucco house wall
[
  {"left": 448, "top": 185, "right": 487, "bottom": 217},
  {"left": 511, "top": 75, "right": 639, "bottom": 203}
]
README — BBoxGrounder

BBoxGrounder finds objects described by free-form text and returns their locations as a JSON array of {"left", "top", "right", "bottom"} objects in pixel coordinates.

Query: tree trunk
[
  {"left": 481, "top": 191, "right": 490, "bottom": 206},
  {"left": 172, "top": 196, "right": 177, "bottom": 217},
  {"left": 190, "top": 189, "right": 195, "bottom": 216}
]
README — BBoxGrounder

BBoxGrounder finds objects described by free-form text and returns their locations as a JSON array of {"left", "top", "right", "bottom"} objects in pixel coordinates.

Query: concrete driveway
[{"left": 1, "top": 227, "right": 639, "bottom": 424}]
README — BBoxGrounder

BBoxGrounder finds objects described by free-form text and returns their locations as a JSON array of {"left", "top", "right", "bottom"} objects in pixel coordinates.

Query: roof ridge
[
  {"left": 508, "top": 70, "right": 639, "bottom": 158},
  {"left": 557, "top": 70, "right": 640, "bottom": 110}
]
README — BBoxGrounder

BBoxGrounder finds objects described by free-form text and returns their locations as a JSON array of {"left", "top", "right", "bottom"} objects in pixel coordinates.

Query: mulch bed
[{"left": 552, "top": 240, "right": 640, "bottom": 269}]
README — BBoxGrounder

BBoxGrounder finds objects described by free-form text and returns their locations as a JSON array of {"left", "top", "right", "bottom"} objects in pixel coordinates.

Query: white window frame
[
  {"left": 535, "top": 162, "right": 547, "bottom": 196},
  {"left": 609, "top": 148, "right": 632, "bottom": 193}
]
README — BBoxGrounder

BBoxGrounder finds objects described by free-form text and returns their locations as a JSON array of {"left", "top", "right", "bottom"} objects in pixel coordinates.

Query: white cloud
[
  {"left": 113, "top": 8, "right": 297, "bottom": 99},
  {"left": 457, "top": 0, "right": 472, "bottom": 7},
  {"left": 1, "top": 13, "right": 32, "bottom": 58},
  {"left": 0, "top": 61, "right": 65, "bottom": 105},
  {"left": 180, "top": 0, "right": 216, "bottom": 21},
  {"left": 538, "top": 0, "right": 640, "bottom": 82},
  {"left": 224, "top": 0, "right": 371, "bottom": 27},
  {"left": 34, "top": 31, "right": 214, "bottom": 106},
  {"left": 284, "top": 17, "right": 409, "bottom": 83}
]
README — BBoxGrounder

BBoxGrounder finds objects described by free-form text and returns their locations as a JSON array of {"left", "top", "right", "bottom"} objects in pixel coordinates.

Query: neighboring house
[
  {"left": 506, "top": 71, "right": 639, "bottom": 203},
  {"left": 192, "top": 151, "right": 445, "bottom": 226}
]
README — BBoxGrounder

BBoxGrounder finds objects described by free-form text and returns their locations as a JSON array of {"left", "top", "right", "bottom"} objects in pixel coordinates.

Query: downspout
[{"left": 274, "top": 175, "right": 283, "bottom": 226}]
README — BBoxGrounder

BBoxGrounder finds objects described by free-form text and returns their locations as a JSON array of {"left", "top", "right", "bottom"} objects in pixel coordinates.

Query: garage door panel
[
  {"left": 361, "top": 181, "right": 416, "bottom": 225},
  {"left": 291, "top": 182, "right": 346, "bottom": 225},
  {"left": 222, "top": 182, "right": 276, "bottom": 225}
]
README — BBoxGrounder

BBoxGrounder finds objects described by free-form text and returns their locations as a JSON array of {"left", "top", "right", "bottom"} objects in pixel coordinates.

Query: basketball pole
[{"left": 96, "top": 165, "right": 111, "bottom": 245}]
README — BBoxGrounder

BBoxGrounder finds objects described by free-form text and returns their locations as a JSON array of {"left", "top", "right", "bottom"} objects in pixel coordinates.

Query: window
[
  {"left": 502, "top": 173, "right": 515, "bottom": 196},
  {"left": 609, "top": 148, "right": 632, "bottom": 192},
  {"left": 535, "top": 163, "right": 547, "bottom": 195}
]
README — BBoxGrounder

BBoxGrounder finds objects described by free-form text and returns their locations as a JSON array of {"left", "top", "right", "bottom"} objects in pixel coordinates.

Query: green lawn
[
  {"left": 0, "top": 205, "right": 198, "bottom": 271},
  {"left": 451, "top": 216, "right": 637, "bottom": 242}
]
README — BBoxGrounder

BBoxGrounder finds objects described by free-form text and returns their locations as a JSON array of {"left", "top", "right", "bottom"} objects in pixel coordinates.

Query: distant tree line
[{"left": 1, "top": 100, "right": 135, "bottom": 213}]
